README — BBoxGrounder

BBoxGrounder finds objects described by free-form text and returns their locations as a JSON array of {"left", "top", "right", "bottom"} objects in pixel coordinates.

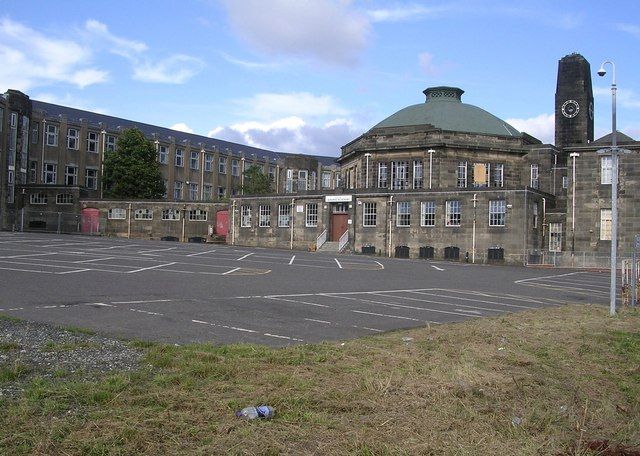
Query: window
[
  {"left": 492, "top": 163, "right": 504, "bottom": 187},
  {"left": 188, "top": 209, "right": 207, "bottom": 221},
  {"left": 162, "top": 180, "right": 168, "bottom": 199},
  {"left": 489, "top": 200, "right": 506, "bottom": 226},
  {"left": 173, "top": 181, "right": 183, "bottom": 200},
  {"left": 549, "top": 222, "right": 562, "bottom": 252},
  {"left": 231, "top": 159, "right": 239, "bottom": 176},
  {"left": 87, "top": 131, "right": 98, "bottom": 153},
  {"left": 562, "top": 176, "right": 569, "bottom": 189},
  {"left": 162, "top": 209, "right": 180, "bottom": 220},
  {"left": 45, "top": 124, "right": 58, "bottom": 146},
  {"left": 30, "top": 193, "right": 48, "bottom": 205},
  {"left": 396, "top": 201, "right": 411, "bottom": 227},
  {"left": 600, "top": 209, "right": 612, "bottom": 240},
  {"left": 134, "top": 209, "right": 153, "bottom": 220},
  {"left": 203, "top": 184, "right": 213, "bottom": 201},
  {"left": 391, "top": 161, "right": 409, "bottom": 190},
  {"left": 29, "top": 161, "right": 37, "bottom": 183},
  {"left": 322, "top": 171, "right": 331, "bottom": 189},
  {"left": 204, "top": 153, "right": 213, "bottom": 171},
  {"left": 56, "top": 193, "right": 73, "bottom": 205},
  {"left": 85, "top": 168, "right": 98, "bottom": 190},
  {"left": 600, "top": 156, "right": 612, "bottom": 184},
  {"left": 175, "top": 148, "right": 184, "bottom": 167},
  {"left": 363, "top": 202, "right": 376, "bottom": 227},
  {"left": 530, "top": 164, "right": 539, "bottom": 189},
  {"left": 259, "top": 205, "right": 271, "bottom": 227},
  {"left": 189, "top": 183, "right": 198, "bottom": 201},
  {"left": 190, "top": 151, "right": 199, "bottom": 170},
  {"left": 413, "top": 161, "right": 423, "bottom": 189},
  {"left": 43, "top": 163, "right": 57, "bottom": 184},
  {"left": 108, "top": 208, "right": 126, "bottom": 220},
  {"left": 298, "top": 170, "right": 308, "bottom": 191},
  {"left": 473, "top": 163, "right": 488, "bottom": 187},
  {"left": 378, "top": 163, "right": 388, "bottom": 188},
  {"left": 285, "top": 169, "right": 294, "bottom": 193},
  {"left": 31, "top": 123, "right": 39, "bottom": 144},
  {"left": 532, "top": 202, "right": 539, "bottom": 229},
  {"left": 306, "top": 203, "right": 318, "bottom": 227},
  {"left": 445, "top": 200, "right": 461, "bottom": 227},
  {"left": 65, "top": 165, "right": 78, "bottom": 185},
  {"left": 241, "top": 205, "right": 251, "bottom": 227},
  {"left": 158, "top": 145, "right": 168, "bottom": 164},
  {"left": 278, "top": 204, "right": 291, "bottom": 227},
  {"left": 219, "top": 157, "right": 227, "bottom": 174},
  {"left": 105, "top": 135, "right": 117, "bottom": 152},
  {"left": 268, "top": 165, "right": 276, "bottom": 182},
  {"left": 457, "top": 162, "right": 467, "bottom": 188},
  {"left": 67, "top": 128, "right": 79, "bottom": 150},
  {"left": 217, "top": 187, "right": 226, "bottom": 199},
  {"left": 421, "top": 201, "right": 435, "bottom": 227}
]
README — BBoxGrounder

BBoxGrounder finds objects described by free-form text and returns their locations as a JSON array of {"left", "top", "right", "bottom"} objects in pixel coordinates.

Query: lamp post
[
  {"left": 569, "top": 152, "right": 579, "bottom": 256},
  {"left": 597, "top": 60, "right": 630, "bottom": 316},
  {"left": 364, "top": 153, "right": 371, "bottom": 189},
  {"left": 427, "top": 149, "right": 435, "bottom": 189}
]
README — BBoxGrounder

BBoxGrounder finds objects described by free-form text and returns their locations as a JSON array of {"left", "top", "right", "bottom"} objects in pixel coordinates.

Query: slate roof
[
  {"left": 373, "top": 86, "right": 521, "bottom": 138},
  {"left": 592, "top": 131, "right": 637, "bottom": 145},
  {"left": 31, "top": 100, "right": 338, "bottom": 166}
]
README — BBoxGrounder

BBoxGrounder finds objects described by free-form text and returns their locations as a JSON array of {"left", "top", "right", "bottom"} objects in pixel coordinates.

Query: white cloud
[
  {"left": 208, "top": 116, "right": 362, "bottom": 155},
  {"left": 220, "top": 52, "right": 281, "bottom": 70},
  {"left": 616, "top": 23, "right": 640, "bottom": 38},
  {"left": 367, "top": 4, "right": 446, "bottom": 22},
  {"left": 418, "top": 52, "right": 437, "bottom": 76},
  {"left": 506, "top": 113, "right": 555, "bottom": 144},
  {"left": 0, "top": 18, "right": 107, "bottom": 91},
  {"left": 133, "top": 55, "right": 205, "bottom": 84},
  {"left": 84, "top": 19, "right": 148, "bottom": 58},
  {"left": 233, "top": 92, "right": 349, "bottom": 121},
  {"left": 170, "top": 122, "right": 194, "bottom": 133},
  {"left": 219, "top": 0, "right": 370, "bottom": 66}
]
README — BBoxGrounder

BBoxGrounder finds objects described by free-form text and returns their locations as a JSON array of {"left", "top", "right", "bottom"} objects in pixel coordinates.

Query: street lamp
[
  {"left": 427, "top": 149, "right": 435, "bottom": 189},
  {"left": 569, "top": 152, "right": 579, "bottom": 256},
  {"left": 364, "top": 153, "right": 372, "bottom": 188},
  {"left": 597, "top": 60, "right": 630, "bottom": 316}
]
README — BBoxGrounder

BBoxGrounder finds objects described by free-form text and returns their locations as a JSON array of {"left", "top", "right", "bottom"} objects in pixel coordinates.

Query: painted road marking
[
  {"left": 335, "top": 258, "right": 342, "bottom": 269},
  {"left": 222, "top": 267, "right": 241, "bottom": 275},
  {"left": 129, "top": 308, "right": 164, "bottom": 316},
  {"left": 57, "top": 269, "right": 92, "bottom": 274},
  {"left": 126, "top": 262, "right": 176, "bottom": 274},
  {"left": 431, "top": 265, "right": 445, "bottom": 271},
  {"left": 112, "top": 299, "right": 173, "bottom": 304},
  {"left": 236, "top": 252, "right": 254, "bottom": 261},
  {"left": 265, "top": 296, "right": 330, "bottom": 308},
  {"left": 187, "top": 250, "right": 216, "bottom": 257},
  {"left": 304, "top": 318, "right": 331, "bottom": 324},
  {"left": 264, "top": 333, "right": 304, "bottom": 342},
  {"left": 351, "top": 309, "right": 421, "bottom": 321},
  {"left": 407, "top": 290, "right": 536, "bottom": 310},
  {"left": 0, "top": 252, "right": 57, "bottom": 259},
  {"left": 74, "top": 257, "right": 115, "bottom": 263},
  {"left": 289, "top": 255, "right": 296, "bottom": 265}
]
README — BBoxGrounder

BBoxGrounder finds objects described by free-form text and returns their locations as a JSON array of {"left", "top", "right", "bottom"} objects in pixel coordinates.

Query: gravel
[{"left": 0, "top": 318, "right": 146, "bottom": 398}]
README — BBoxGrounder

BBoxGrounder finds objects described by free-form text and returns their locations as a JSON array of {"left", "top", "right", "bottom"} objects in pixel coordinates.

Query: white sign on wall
[
  {"left": 325, "top": 195, "right": 352, "bottom": 203},
  {"left": 296, "top": 205, "right": 304, "bottom": 213}
]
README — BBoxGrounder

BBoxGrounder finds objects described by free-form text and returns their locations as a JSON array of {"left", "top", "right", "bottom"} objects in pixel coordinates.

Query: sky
[{"left": 1, "top": 0, "right": 639, "bottom": 157}]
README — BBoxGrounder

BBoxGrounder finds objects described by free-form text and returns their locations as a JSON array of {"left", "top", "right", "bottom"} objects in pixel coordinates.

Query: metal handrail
[
  {"left": 338, "top": 230, "right": 349, "bottom": 252},
  {"left": 316, "top": 229, "right": 327, "bottom": 251}
]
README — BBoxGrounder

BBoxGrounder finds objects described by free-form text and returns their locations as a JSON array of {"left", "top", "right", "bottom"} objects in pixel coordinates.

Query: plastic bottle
[{"left": 235, "top": 405, "right": 275, "bottom": 420}]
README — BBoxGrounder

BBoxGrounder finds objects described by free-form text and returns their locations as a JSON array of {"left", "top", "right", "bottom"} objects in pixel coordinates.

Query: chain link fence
[{"left": 18, "top": 209, "right": 105, "bottom": 235}]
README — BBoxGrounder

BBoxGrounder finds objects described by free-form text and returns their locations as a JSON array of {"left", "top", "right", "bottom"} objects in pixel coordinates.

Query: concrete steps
[{"left": 318, "top": 241, "right": 340, "bottom": 252}]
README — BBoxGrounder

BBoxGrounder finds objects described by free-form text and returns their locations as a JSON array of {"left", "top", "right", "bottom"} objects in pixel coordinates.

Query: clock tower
[{"left": 555, "top": 53, "right": 594, "bottom": 148}]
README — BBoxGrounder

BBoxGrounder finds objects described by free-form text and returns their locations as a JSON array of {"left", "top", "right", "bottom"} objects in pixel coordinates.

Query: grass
[{"left": 0, "top": 304, "right": 638, "bottom": 455}]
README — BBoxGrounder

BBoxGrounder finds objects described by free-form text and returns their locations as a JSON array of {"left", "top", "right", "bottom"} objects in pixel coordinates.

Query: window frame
[
  {"left": 175, "top": 148, "right": 184, "bottom": 167},
  {"left": 190, "top": 151, "right": 199, "bottom": 170},
  {"left": 67, "top": 127, "right": 79, "bottom": 150},
  {"left": 488, "top": 200, "right": 506, "bottom": 227},
  {"left": 30, "top": 193, "right": 48, "bottom": 205},
  {"left": 87, "top": 131, "right": 98, "bottom": 153},
  {"left": 259, "top": 205, "right": 271, "bottom": 227},
  {"left": 306, "top": 203, "right": 318, "bottom": 227},
  {"left": 188, "top": 209, "right": 207, "bottom": 221},
  {"left": 600, "top": 156, "right": 612, "bottom": 185},
  {"left": 56, "top": 193, "right": 73, "bottom": 205},
  {"left": 108, "top": 208, "right": 126, "bottom": 220},
  {"left": 363, "top": 202, "right": 377, "bottom": 227},
  {"left": 396, "top": 201, "right": 411, "bottom": 227},
  {"left": 134, "top": 209, "right": 153, "bottom": 220},
  {"left": 45, "top": 124, "right": 58, "bottom": 147},
  {"left": 445, "top": 200, "right": 461, "bottom": 227},
  {"left": 85, "top": 167, "right": 98, "bottom": 190},
  {"left": 278, "top": 204, "right": 292, "bottom": 228},
  {"left": 241, "top": 205, "right": 252, "bottom": 227},
  {"left": 421, "top": 201, "right": 435, "bottom": 227},
  {"left": 64, "top": 165, "right": 78, "bottom": 186},
  {"left": 600, "top": 208, "right": 612, "bottom": 240}
]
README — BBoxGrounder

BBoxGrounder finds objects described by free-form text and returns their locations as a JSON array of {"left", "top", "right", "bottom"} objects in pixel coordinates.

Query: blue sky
[{"left": 1, "top": 0, "right": 639, "bottom": 156}]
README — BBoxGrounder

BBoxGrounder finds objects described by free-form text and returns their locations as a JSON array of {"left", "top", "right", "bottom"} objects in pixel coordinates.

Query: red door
[
  {"left": 215, "top": 210, "right": 229, "bottom": 238},
  {"left": 81, "top": 208, "right": 100, "bottom": 234},
  {"left": 330, "top": 214, "right": 348, "bottom": 241}
]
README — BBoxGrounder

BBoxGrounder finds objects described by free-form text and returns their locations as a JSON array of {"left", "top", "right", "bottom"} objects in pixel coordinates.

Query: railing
[
  {"left": 622, "top": 259, "right": 639, "bottom": 306},
  {"left": 525, "top": 250, "right": 632, "bottom": 269},
  {"left": 316, "top": 229, "right": 327, "bottom": 251},
  {"left": 338, "top": 230, "right": 349, "bottom": 252}
]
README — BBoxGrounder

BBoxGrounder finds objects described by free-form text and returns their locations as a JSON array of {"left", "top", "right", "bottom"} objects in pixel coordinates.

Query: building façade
[{"left": 230, "top": 54, "right": 639, "bottom": 265}]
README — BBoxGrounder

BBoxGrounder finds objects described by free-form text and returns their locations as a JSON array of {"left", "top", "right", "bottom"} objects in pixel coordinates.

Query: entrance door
[
  {"left": 330, "top": 214, "right": 348, "bottom": 241},
  {"left": 81, "top": 208, "right": 100, "bottom": 234}
]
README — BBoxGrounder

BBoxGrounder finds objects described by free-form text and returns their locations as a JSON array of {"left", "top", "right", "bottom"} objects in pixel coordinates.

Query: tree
[
  {"left": 242, "top": 164, "right": 273, "bottom": 195},
  {"left": 103, "top": 128, "right": 165, "bottom": 199}
]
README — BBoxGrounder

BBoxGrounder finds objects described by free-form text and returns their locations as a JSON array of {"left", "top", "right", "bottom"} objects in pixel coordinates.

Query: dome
[{"left": 373, "top": 86, "right": 521, "bottom": 137}]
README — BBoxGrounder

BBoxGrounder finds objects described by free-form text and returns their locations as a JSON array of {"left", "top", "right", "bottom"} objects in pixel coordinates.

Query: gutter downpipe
[
  {"left": 388, "top": 195, "right": 394, "bottom": 257},
  {"left": 231, "top": 200, "right": 236, "bottom": 246},
  {"left": 100, "top": 130, "right": 106, "bottom": 199},
  {"left": 290, "top": 198, "right": 295, "bottom": 250},
  {"left": 127, "top": 203, "right": 132, "bottom": 239},
  {"left": 41, "top": 119, "right": 46, "bottom": 182},
  {"left": 523, "top": 189, "right": 528, "bottom": 266},
  {"left": 472, "top": 193, "right": 477, "bottom": 263}
]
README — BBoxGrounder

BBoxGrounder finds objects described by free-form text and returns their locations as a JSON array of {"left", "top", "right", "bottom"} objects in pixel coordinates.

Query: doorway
[{"left": 330, "top": 203, "right": 349, "bottom": 241}]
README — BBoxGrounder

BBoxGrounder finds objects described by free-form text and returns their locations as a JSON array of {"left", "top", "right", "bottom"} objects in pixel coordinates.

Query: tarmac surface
[{"left": 0, "top": 232, "right": 614, "bottom": 346}]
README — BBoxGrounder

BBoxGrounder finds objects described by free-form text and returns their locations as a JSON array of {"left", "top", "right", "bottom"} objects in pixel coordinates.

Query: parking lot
[{"left": 0, "top": 232, "right": 614, "bottom": 346}]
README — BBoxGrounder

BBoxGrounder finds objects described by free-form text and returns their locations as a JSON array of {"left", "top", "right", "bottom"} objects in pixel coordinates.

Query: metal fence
[{"left": 18, "top": 209, "right": 106, "bottom": 235}]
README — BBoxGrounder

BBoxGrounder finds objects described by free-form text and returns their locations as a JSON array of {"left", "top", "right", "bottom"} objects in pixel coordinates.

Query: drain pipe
[
  {"left": 388, "top": 195, "right": 394, "bottom": 257},
  {"left": 472, "top": 193, "right": 477, "bottom": 263},
  {"left": 290, "top": 198, "right": 295, "bottom": 250}
]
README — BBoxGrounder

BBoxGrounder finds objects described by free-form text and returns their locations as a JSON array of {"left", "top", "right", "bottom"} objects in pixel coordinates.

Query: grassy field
[{"left": 1, "top": 304, "right": 639, "bottom": 455}]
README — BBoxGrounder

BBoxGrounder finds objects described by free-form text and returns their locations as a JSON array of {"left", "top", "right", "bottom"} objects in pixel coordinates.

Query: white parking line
[
  {"left": 74, "top": 257, "right": 115, "bottom": 264},
  {"left": 351, "top": 309, "right": 421, "bottom": 321},
  {"left": 129, "top": 308, "right": 164, "bottom": 316},
  {"left": 126, "top": 262, "right": 176, "bottom": 274},
  {"left": 237, "top": 252, "right": 254, "bottom": 261},
  {"left": 187, "top": 250, "right": 216, "bottom": 257},
  {"left": 265, "top": 296, "right": 330, "bottom": 308},
  {"left": 264, "top": 333, "right": 304, "bottom": 342},
  {"left": 0, "top": 252, "right": 57, "bottom": 259},
  {"left": 304, "top": 318, "right": 331, "bottom": 324},
  {"left": 137, "top": 247, "right": 177, "bottom": 254},
  {"left": 335, "top": 258, "right": 342, "bottom": 269},
  {"left": 431, "top": 265, "right": 445, "bottom": 271},
  {"left": 222, "top": 267, "right": 241, "bottom": 275},
  {"left": 57, "top": 269, "right": 92, "bottom": 274},
  {"left": 289, "top": 255, "right": 296, "bottom": 265},
  {"left": 112, "top": 299, "right": 173, "bottom": 304},
  {"left": 406, "top": 290, "right": 536, "bottom": 310}
]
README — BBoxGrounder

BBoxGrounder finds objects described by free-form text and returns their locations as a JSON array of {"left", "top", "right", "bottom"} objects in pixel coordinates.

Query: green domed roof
[{"left": 373, "top": 86, "right": 521, "bottom": 137}]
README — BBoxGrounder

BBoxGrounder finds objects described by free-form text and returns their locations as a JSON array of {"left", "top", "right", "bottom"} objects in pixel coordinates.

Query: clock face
[
  {"left": 561, "top": 99, "right": 580, "bottom": 118},
  {"left": 589, "top": 101, "right": 594, "bottom": 120}
]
